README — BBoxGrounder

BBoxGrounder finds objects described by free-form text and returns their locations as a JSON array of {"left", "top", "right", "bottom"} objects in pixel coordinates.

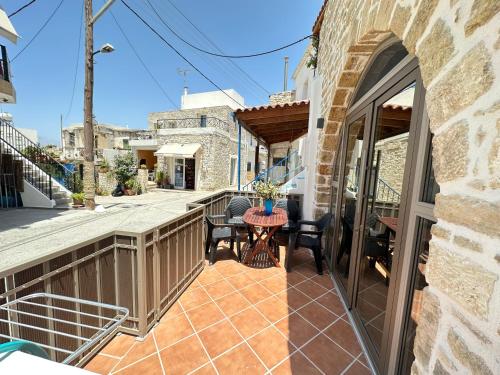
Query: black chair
[
  {"left": 205, "top": 215, "right": 241, "bottom": 265},
  {"left": 224, "top": 196, "right": 254, "bottom": 245},
  {"left": 288, "top": 213, "right": 333, "bottom": 275},
  {"left": 273, "top": 198, "right": 301, "bottom": 263}
]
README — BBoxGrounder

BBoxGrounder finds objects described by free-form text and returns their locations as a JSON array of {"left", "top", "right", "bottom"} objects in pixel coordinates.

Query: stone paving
[{"left": 85, "top": 246, "right": 372, "bottom": 375}]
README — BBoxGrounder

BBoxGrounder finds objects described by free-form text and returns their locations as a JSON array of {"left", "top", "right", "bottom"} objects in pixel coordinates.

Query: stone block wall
[
  {"left": 268, "top": 91, "right": 297, "bottom": 105},
  {"left": 374, "top": 133, "right": 408, "bottom": 194},
  {"left": 312, "top": 0, "right": 500, "bottom": 374},
  {"left": 98, "top": 172, "right": 116, "bottom": 194}
]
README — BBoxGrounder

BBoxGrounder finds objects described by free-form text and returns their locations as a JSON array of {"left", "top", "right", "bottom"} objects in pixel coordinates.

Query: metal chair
[
  {"left": 288, "top": 213, "right": 333, "bottom": 274},
  {"left": 205, "top": 215, "right": 241, "bottom": 265}
]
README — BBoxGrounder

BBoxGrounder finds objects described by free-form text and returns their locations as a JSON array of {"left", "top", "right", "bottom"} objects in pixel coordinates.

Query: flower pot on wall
[{"left": 264, "top": 199, "right": 273, "bottom": 216}]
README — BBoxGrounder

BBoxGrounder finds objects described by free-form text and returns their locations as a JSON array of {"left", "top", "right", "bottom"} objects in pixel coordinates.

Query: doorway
[
  {"left": 328, "top": 43, "right": 437, "bottom": 373},
  {"left": 185, "top": 158, "right": 195, "bottom": 190},
  {"left": 174, "top": 158, "right": 184, "bottom": 189}
]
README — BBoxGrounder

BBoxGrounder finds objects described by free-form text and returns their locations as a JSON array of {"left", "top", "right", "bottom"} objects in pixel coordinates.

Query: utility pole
[
  {"left": 283, "top": 56, "right": 289, "bottom": 91},
  {"left": 82, "top": 0, "right": 115, "bottom": 210},
  {"left": 60, "top": 114, "right": 63, "bottom": 150},
  {"left": 83, "top": 0, "right": 95, "bottom": 209}
]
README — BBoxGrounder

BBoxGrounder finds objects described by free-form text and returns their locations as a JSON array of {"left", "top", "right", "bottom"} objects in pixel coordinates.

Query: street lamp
[
  {"left": 83, "top": 0, "right": 116, "bottom": 210},
  {"left": 93, "top": 43, "right": 115, "bottom": 56}
]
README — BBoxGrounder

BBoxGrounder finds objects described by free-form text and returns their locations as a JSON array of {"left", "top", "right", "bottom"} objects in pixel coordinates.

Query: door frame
[
  {"left": 174, "top": 158, "right": 185, "bottom": 189},
  {"left": 330, "top": 56, "right": 427, "bottom": 373}
]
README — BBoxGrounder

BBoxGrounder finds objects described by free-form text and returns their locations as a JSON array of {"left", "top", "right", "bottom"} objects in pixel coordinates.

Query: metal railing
[
  {"left": 0, "top": 119, "right": 77, "bottom": 199},
  {"left": 376, "top": 177, "right": 401, "bottom": 203},
  {"left": 155, "top": 116, "right": 233, "bottom": 131},
  {"left": 242, "top": 150, "right": 301, "bottom": 191}
]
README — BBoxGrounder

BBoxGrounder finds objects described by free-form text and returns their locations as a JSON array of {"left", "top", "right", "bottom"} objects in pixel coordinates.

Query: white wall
[
  {"left": 181, "top": 89, "right": 244, "bottom": 111},
  {"left": 20, "top": 181, "right": 55, "bottom": 208}
]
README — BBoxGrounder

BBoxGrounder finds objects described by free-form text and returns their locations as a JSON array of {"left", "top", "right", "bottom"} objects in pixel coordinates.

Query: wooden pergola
[{"left": 235, "top": 100, "right": 310, "bottom": 146}]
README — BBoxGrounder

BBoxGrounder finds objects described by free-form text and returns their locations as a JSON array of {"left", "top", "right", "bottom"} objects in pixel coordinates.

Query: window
[
  {"left": 69, "top": 132, "right": 75, "bottom": 146},
  {"left": 123, "top": 139, "right": 130, "bottom": 150},
  {"left": 200, "top": 115, "right": 207, "bottom": 128},
  {"left": 247, "top": 162, "right": 252, "bottom": 172}
]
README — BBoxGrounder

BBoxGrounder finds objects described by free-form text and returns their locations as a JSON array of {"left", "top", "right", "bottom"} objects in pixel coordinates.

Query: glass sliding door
[
  {"left": 354, "top": 82, "right": 415, "bottom": 354},
  {"left": 174, "top": 158, "right": 185, "bottom": 189}
]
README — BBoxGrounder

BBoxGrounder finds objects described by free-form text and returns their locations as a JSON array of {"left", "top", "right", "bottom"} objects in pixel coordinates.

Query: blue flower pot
[{"left": 264, "top": 199, "right": 273, "bottom": 216}]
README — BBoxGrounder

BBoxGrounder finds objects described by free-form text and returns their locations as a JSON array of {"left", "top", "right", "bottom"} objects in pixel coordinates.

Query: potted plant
[
  {"left": 156, "top": 171, "right": 164, "bottom": 188},
  {"left": 98, "top": 158, "right": 110, "bottom": 173},
  {"left": 114, "top": 152, "right": 136, "bottom": 189},
  {"left": 163, "top": 174, "right": 171, "bottom": 189},
  {"left": 254, "top": 180, "right": 280, "bottom": 216},
  {"left": 71, "top": 192, "right": 85, "bottom": 207},
  {"left": 124, "top": 178, "right": 136, "bottom": 195}
]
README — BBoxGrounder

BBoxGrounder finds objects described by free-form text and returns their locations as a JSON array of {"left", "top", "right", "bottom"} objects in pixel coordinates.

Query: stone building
[
  {"left": 294, "top": 1, "right": 500, "bottom": 374},
  {"left": 61, "top": 122, "right": 142, "bottom": 162},
  {"left": 131, "top": 89, "right": 265, "bottom": 191}
]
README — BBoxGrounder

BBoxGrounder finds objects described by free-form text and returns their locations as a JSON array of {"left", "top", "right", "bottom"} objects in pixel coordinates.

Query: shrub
[
  {"left": 114, "top": 152, "right": 136, "bottom": 184},
  {"left": 71, "top": 192, "right": 85, "bottom": 201}
]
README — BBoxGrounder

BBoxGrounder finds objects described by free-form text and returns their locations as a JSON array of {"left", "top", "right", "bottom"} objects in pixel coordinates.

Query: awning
[
  {"left": 235, "top": 100, "right": 309, "bottom": 146},
  {"left": 0, "top": 10, "right": 19, "bottom": 44},
  {"left": 154, "top": 143, "right": 201, "bottom": 158}
]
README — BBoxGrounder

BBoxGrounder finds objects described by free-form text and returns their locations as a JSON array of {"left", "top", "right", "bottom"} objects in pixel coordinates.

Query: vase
[{"left": 264, "top": 199, "right": 273, "bottom": 216}]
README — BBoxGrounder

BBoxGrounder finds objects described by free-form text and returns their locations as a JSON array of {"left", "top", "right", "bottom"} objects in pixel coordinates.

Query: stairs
[{"left": 0, "top": 119, "right": 75, "bottom": 208}]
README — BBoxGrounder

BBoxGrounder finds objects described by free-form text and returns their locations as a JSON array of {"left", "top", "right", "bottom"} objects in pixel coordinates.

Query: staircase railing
[
  {"left": 242, "top": 150, "right": 301, "bottom": 191},
  {"left": 0, "top": 119, "right": 77, "bottom": 198}
]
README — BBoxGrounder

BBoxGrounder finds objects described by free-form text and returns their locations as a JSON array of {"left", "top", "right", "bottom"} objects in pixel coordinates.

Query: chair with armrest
[
  {"left": 205, "top": 215, "right": 241, "bottom": 265},
  {"left": 273, "top": 198, "right": 301, "bottom": 262},
  {"left": 287, "top": 213, "right": 333, "bottom": 274},
  {"left": 224, "top": 196, "right": 254, "bottom": 246}
]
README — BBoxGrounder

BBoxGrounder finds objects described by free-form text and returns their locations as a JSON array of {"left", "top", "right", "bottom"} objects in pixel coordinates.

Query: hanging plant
[{"left": 306, "top": 35, "right": 319, "bottom": 69}]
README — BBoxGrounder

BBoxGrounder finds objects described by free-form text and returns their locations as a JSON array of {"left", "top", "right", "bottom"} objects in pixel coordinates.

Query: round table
[{"left": 242, "top": 207, "right": 288, "bottom": 267}]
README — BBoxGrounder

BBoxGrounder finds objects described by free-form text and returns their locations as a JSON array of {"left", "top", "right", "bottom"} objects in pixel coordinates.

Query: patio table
[
  {"left": 378, "top": 216, "right": 398, "bottom": 234},
  {"left": 243, "top": 207, "right": 287, "bottom": 267}
]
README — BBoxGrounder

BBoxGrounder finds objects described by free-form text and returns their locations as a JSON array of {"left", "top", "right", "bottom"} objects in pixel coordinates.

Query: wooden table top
[
  {"left": 243, "top": 207, "right": 288, "bottom": 227},
  {"left": 378, "top": 216, "right": 398, "bottom": 232}
]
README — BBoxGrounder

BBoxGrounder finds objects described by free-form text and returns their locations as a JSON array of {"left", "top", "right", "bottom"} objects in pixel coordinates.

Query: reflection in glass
[
  {"left": 400, "top": 218, "right": 432, "bottom": 374},
  {"left": 335, "top": 116, "right": 365, "bottom": 292},
  {"left": 355, "top": 83, "right": 415, "bottom": 353},
  {"left": 421, "top": 135, "right": 439, "bottom": 204}
]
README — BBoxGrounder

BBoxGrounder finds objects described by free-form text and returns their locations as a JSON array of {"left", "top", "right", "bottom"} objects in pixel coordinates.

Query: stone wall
[
  {"left": 97, "top": 172, "right": 116, "bottom": 194},
  {"left": 137, "top": 169, "right": 148, "bottom": 193},
  {"left": 374, "top": 133, "right": 408, "bottom": 194},
  {"left": 313, "top": 0, "right": 500, "bottom": 374},
  {"left": 268, "top": 91, "right": 297, "bottom": 105}
]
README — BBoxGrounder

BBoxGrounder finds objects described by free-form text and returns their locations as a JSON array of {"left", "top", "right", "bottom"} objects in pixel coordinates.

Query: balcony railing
[
  {"left": 0, "top": 45, "right": 11, "bottom": 83},
  {"left": 0, "top": 190, "right": 258, "bottom": 367},
  {"left": 155, "top": 117, "right": 233, "bottom": 131}
]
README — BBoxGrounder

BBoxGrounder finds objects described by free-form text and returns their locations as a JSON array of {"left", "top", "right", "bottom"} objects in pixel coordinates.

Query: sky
[{"left": 2, "top": 0, "right": 323, "bottom": 145}]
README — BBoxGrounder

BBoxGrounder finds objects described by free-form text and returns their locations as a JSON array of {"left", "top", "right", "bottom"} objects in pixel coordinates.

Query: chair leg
[
  {"left": 313, "top": 246, "right": 323, "bottom": 275},
  {"left": 209, "top": 240, "right": 218, "bottom": 265},
  {"left": 236, "top": 237, "right": 242, "bottom": 262},
  {"left": 205, "top": 235, "right": 211, "bottom": 254},
  {"left": 230, "top": 239, "right": 234, "bottom": 251},
  {"left": 247, "top": 228, "right": 253, "bottom": 246},
  {"left": 285, "top": 233, "right": 296, "bottom": 273}
]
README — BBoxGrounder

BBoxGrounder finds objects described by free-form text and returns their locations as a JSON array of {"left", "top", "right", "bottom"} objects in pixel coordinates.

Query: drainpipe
[{"left": 237, "top": 120, "right": 241, "bottom": 191}]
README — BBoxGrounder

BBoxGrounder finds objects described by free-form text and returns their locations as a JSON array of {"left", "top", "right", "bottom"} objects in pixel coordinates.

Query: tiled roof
[
  {"left": 312, "top": 0, "right": 328, "bottom": 35},
  {"left": 235, "top": 100, "right": 310, "bottom": 113},
  {"left": 382, "top": 103, "right": 412, "bottom": 111}
]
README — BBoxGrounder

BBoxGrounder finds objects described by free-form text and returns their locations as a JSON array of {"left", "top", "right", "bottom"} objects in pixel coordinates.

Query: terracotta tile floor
[{"left": 85, "top": 245, "right": 372, "bottom": 375}]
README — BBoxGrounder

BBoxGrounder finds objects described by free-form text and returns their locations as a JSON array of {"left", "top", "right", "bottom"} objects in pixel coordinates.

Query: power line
[
  {"left": 11, "top": 0, "right": 65, "bottom": 62},
  {"left": 142, "top": 0, "right": 311, "bottom": 60},
  {"left": 149, "top": 0, "right": 270, "bottom": 96},
  {"left": 8, "top": 0, "right": 37, "bottom": 18},
  {"left": 110, "top": 10, "right": 178, "bottom": 109},
  {"left": 65, "top": 2, "right": 84, "bottom": 120},
  {"left": 120, "top": 0, "right": 245, "bottom": 109}
]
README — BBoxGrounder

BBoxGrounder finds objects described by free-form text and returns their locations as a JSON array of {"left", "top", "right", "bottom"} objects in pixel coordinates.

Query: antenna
[{"left": 177, "top": 68, "right": 190, "bottom": 94}]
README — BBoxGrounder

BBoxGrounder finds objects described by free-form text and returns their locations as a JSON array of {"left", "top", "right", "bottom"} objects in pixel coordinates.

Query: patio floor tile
[
  {"left": 213, "top": 343, "right": 266, "bottom": 374},
  {"left": 302, "top": 334, "right": 354, "bottom": 375},
  {"left": 275, "top": 312, "right": 319, "bottom": 348},
  {"left": 184, "top": 301, "right": 225, "bottom": 331},
  {"left": 113, "top": 354, "right": 163, "bottom": 375},
  {"left": 324, "top": 319, "right": 363, "bottom": 357},
  {"left": 159, "top": 335, "right": 209, "bottom": 375},
  {"left": 230, "top": 306, "right": 271, "bottom": 338},
  {"left": 154, "top": 313, "right": 194, "bottom": 350},
  {"left": 92, "top": 243, "right": 372, "bottom": 375},
  {"left": 271, "top": 352, "right": 322, "bottom": 374},
  {"left": 248, "top": 326, "right": 295, "bottom": 369},
  {"left": 297, "top": 301, "right": 338, "bottom": 330},
  {"left": 84, "top": 354, "right": 120, "bottom": 374},
  {"left": 113, "top": 334, "right": 157, "bottom": 372},
  {"left": 215, "top": 291, "right": 251, "bottom": 316},
  {"left": 198, "top": 320, "right": 243, "bottom": 358}
]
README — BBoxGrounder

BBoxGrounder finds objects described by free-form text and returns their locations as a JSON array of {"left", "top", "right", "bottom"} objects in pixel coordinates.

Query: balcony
[
  {"left": 0, "top": 45, "right": 15, "bottom": 104},
  {"left": 0, "top": 190, "right": 370, "bottom": 374},
  {"left": 155, "top": 117, "right": 232, "bottom": 132}
]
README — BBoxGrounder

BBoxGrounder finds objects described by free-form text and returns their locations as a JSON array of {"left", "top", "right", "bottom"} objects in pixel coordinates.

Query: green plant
[
  {"left": 96, "top": 187, "right": 109, "bottom": 196},
  {"left": 99, "top": 158, "right": 110, "bottom": 171},
  {"left": 254, "top": 180, "right": 281, "bottom": 200},
  {"left": 114, "top": 152, "right": 136, "bottom": 184},
  {"left": 306, "top": 35, "right": 319, "bottom": 69},
  {"left": 71, "top": 192, "right": 85, "bottom": 201},
  {"left": 124, "top": 178, "right": 135, "bottom": 190},
  {"left": 156, "top": 170, "right": 164, "bottom": 182}
]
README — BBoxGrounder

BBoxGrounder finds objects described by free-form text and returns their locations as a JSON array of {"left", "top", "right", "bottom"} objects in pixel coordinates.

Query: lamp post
[{"left": 83, "top": 0, "right": 115, "bottom": 210}]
